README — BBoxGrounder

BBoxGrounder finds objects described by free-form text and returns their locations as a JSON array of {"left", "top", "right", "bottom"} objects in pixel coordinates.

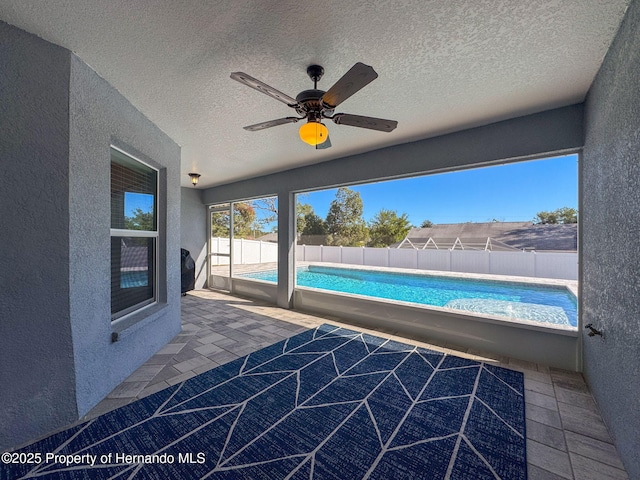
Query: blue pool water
[
  {"left": 240, "top": 265, "right": 577, "bottom": 328},
  {"left": 121, "top": 270, "right": 149, "bottom": 288}
]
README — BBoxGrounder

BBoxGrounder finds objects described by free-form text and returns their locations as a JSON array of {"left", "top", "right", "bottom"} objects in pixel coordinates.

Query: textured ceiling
[{"left": 0, "top": 0, "right": 630, "bottom": 188}]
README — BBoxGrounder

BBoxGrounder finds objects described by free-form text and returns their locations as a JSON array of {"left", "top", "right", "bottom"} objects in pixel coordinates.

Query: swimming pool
[{"left": 240, "top": 265, "right": 577, "bottom": 328}]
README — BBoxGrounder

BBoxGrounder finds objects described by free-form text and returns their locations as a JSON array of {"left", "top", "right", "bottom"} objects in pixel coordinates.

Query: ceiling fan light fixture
[{"left": 299, "top": 121, "right": 328, "bottom": 146}]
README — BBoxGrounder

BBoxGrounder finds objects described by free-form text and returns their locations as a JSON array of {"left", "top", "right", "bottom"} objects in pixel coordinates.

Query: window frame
[{"left": 110, "top": 145, "right": 160, "bottom": 321}]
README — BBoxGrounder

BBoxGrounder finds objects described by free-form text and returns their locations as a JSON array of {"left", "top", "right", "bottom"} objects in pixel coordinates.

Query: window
[{"left": 110, "top": 147, "right": 158, "bottom": 319}]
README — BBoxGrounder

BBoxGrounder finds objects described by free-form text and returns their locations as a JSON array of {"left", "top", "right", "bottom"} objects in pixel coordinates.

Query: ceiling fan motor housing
[
  {"left": 297, "top": 65, "right": 336, "bottom": 118},
  {"left": 295, "top": 89, "right": 327, "bottom": 117}
]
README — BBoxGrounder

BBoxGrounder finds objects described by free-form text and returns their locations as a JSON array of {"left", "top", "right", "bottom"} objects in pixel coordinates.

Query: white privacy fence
[
  {"left": 210, "top": 238, "right": 278, "bottom": 265},
  {"left": 296, "top": 245, "right": 578, "bottom": 280},
  {"left": 211, "top": 238, "right": 578, "bottom": 280}
]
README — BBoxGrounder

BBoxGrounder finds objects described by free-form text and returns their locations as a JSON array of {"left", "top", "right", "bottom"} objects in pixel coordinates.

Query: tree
[
  {"left": 325, "top": 187, "right": 369, "bottom": 246},
  {"left": 534, "top": 207, "right": 577, "bottom": 224},
  {"left": 296, "top": 203, "right": 328, "bottom": 244},
  {"left": 367, "top": 209, "right": 412, "bottom": 247},
  {"left": 296, "top": 203, "right": 314, "bottom": 234},
  {"left": 301, "top": 212, "right": 327, "bottom": 236},
  {"left": 252, "top": 196, "right": 278, "bottom": 232},
  {"left": 233, "top": 203, "right": 257, "bottom": 238},
  {"left": 210, "top": 203, "right": 257, "bottom": 238},
  {"left": 534, "top": 210, "right": 558, "bottom": 224},
  {"left": 125, "top": 208, "right": 154, "bottom": 231},
  {"left": 555, "top": 207, "right": 578, "bottom": 224},
  {"left": 211, "top": 211, "right": 230, "bottom": 237},
  {"left": 420, "top": 219, "right": 434, "bottom": 228}
]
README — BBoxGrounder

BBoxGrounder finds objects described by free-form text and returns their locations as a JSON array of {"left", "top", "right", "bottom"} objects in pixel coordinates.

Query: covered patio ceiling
[{"left": 0, "top": 0, "right": 630, "bottom": 188}]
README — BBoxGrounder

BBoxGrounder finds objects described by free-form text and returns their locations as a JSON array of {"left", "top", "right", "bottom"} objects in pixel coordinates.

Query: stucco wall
[
  {"left": 180, "top": 187, "right": 207, "bottom": 289},
  {"left": 582, "top": 0, "right": 640, "bottom": 477},
  {"left": 68, "top": 55, "right": 182, "bottom": 417},
  {"left": 0, "top": 21, "right": 78, "bottom": 451},
  {"left": 0, "top": 21, "right": 182, "bottom": 451}
]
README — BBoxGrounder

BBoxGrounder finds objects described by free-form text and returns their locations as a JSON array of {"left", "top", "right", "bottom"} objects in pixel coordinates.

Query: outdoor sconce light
[{"left": 188, "top": 173, "right": 201, "bottom": 187}]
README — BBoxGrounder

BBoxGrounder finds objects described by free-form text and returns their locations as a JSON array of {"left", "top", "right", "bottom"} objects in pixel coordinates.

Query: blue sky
[
  {"left": 125, "top": 192, "right": 154, "bottom": 217},
  {"left": 125, "top": 154, "right": 578, "bottom": 227},
  {"left": 297, "top": 154, "right": 578, "bottom": 226}
]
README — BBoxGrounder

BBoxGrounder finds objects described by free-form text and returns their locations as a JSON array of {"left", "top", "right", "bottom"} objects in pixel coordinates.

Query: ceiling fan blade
[
  {"left": 316, "top": 135, "right": 332, "bottom": 150},
  {"left": 231, "top": 72, "right": 298, "bottom": 107},
  {"left": 243, "top": 117, "right": 301, "bottom": 131},
  {"left": 332, "top": 113, "right": 398, "bottom": 132},
  {"left": 321, "top": 62, "right": 378, "bottom": 108}
]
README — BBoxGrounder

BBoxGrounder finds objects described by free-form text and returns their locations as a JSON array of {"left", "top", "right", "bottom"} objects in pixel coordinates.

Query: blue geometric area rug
[{"left": 2, "top": 324, "right": 526, "bottom": 479}]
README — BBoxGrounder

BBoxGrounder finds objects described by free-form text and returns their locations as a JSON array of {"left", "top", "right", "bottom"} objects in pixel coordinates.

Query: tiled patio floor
[{"left": 87, "top": 289, "right": 629, "bottom": 480}]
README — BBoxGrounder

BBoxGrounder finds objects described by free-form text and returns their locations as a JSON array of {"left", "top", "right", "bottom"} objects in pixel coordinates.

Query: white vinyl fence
[
  {"left": 210, "top": 238, "right": 278, "bottom": 265},
  {"left": 211, "top": 238, "right": 578, "bottom": 280},
  {"left": 296, "top": 245, "right": 578, "bottom": 280}
]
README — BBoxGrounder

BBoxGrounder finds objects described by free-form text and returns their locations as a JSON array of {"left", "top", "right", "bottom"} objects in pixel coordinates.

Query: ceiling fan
[{"left": 230, "top": 63, "right": 398, "bottom": 149}]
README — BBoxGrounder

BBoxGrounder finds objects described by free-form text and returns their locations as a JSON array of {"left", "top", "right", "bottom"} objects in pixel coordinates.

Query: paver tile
[{"left": 87, "top": 289, "right": 630, "bottom": 480}]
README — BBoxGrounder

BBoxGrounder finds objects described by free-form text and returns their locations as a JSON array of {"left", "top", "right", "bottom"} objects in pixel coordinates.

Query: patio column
[{"left": 277, "top": 191, "right": 296, "bottom": 308}]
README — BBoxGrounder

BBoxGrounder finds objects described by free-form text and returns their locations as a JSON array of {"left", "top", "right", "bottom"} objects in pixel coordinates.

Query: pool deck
[{"left": 82, "top": 289, "right": 627, "bottom": 479}]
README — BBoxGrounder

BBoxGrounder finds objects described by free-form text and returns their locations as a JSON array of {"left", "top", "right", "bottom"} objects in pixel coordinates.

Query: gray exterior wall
[
  {"left": 0, "top": 21, "right": 77, "bottom": 451},
  {"left": 582, "top": 1, "right": 640, "bottom": 477},
  {"left": 180, "top": 187, "right": 208, "bottom": 289},
  {"left": 0, "top": 21, "right": 182, "bottom": 451},
  {"left": 68, "top": 55, "right": 182, "bottom": 417}
]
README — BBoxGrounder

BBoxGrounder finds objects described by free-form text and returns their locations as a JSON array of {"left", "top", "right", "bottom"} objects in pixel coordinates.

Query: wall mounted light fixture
[{"left": 188, "top": 173, "right": 201, "bottom": 187}]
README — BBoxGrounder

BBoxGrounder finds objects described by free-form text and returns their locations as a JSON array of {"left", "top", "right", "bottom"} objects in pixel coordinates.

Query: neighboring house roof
[
  {"left": 497, "top": 223, "right": 577, "bottom": 251},
  {"left": 398, "top": 222, "right": 577, "bottom": 251},
  {"left": 257, "top": 232, "right": 278, "bottom": 243}
]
